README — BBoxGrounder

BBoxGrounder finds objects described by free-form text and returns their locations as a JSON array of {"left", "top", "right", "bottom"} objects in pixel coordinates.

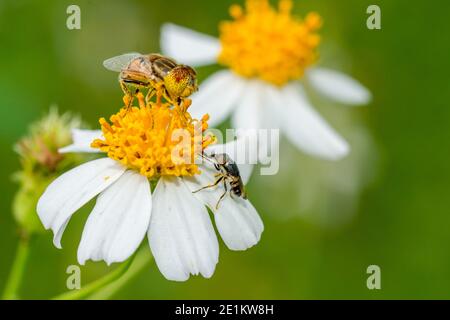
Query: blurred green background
[{"left": 1, "top": 0, "right": 450, "bottom": 299}]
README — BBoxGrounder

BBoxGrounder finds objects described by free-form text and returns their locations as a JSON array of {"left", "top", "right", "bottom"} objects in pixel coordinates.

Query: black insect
[{"left": 193, "top": 153, "right": 247, "bottom": 209}]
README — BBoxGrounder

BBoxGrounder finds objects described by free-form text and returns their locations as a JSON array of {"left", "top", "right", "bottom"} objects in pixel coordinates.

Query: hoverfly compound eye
[{"left": 186, "top": 65, "right": 196, "bottom": 76}]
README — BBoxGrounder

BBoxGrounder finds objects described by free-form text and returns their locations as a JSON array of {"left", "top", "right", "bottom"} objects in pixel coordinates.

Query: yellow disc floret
[
  {"left": 218, "top": 0, "right": 322, "bottom": 86},
  {"left": 92, "top": 95, "right": 213, "bottom": 179}
]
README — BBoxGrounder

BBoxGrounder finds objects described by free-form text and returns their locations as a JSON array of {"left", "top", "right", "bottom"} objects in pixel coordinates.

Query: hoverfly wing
[
  {"left": 148, "top": 54, "right": 178, "bottom": 77},
  {"left": 103, "top": 52, "right": 141, "bottom": 72}
]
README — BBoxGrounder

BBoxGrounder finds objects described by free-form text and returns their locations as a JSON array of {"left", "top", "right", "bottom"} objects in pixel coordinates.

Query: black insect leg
[
  {"left": 215, "top": 179, "right": 229, "bottom": 210},
  {"left": 192, "top": 175, "right": 224, "bottom": 194}
]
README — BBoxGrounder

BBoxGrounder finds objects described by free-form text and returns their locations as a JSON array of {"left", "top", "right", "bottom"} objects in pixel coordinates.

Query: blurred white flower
[
  {"left": 37, "top": 100, "right": 263, "bottom": 282},
  {"left": 261, "top": 124, "right": 378, "bottom": 227},
  {"left": 161, "top": 0, "right": 371, "bottom": 161}
]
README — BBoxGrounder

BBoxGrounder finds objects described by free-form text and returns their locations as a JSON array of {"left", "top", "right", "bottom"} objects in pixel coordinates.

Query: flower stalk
[
  {"left": 87, "top": 248, "right": 153, "bottom": 299},
  {"left": 2, "top": 233, "right": 31, "bottom": 300},
  {"left": 53, "top": 252, "right": 137, "bottom": 300},
  {"left": 4, "top": 107, "right": 88, "bottom": 299}
]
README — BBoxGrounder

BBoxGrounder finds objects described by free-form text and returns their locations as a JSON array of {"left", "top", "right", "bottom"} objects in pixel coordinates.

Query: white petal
[
  {"left": 274, "top": 83, "right": 350, "bottom": 160},
  {"left": 231, "top": 80, "right": 263, "bottom": 131},
  {"left": 214, "top": 196, "right": 263, "bottom": 251},
  {"left": 234, "top": 163, "right": 254, "bottom": 186},
  {"left": 307, "top": 68, "right": 372, "bottom": 105},
  {"left": 148, "top": 177, "right": 219, "bottom": 281},
  {"left": 231, "top": 81, "right": 281, "bottom": 166},
  {"left": 59, "top": 129, "right": 103, "bottom": 153},
  {"left": 189, "top": 70, "right": 246, "bottom": 126},
  {"left": 263, "top": 83, "right": 285, "bottom": 128},
  {"left": 184, "top": 164, "right": 263, "bottom": 251},
  {"left": 37, "top": 158, "right": 126, "bottom": 248},
  {"left": 160, "top": 23, "right": 221, "bottom": 67},
  {"left": 77, "top": 171, "right": 152, "bottom": 265}
]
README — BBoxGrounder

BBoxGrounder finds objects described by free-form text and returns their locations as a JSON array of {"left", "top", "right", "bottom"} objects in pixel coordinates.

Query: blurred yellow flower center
[
  {"left": 92, "top": 95, "right": 213, "bottom": 178},
  {"left": 218, "top": 0, "right": 322, "bottom": 86}
]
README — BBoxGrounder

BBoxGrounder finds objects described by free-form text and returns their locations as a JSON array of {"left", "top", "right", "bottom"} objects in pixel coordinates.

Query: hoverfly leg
[
  {"left": 162, "top": 90, "right": 175, "bottom": 106},
  {"left": 145, "top": 88, "right": 155, "bottom": 105},
  {"left": 126, "top": 89, "right": 139, "bottom": 111},
  {"left": 126, "top": 94, "right": 134, "bottom": 111},
  {"left": 151, "top": 81, "right": 165, "bottom": 105},
  {"left": 120, "top": 81, "right": 135, "bottom": 112}
]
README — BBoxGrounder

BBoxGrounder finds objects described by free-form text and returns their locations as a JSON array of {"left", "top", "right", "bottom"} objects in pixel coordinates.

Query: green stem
[
  {"left": 3, "top": 235, "right": 30, "bottom": 300},
  {"left": 2, "top": 235, "right": 31, "bottom": 300},
  {"left": 87, "top": 248, "right": 152, "bottom": 300},
  {"left": 53, "top": 253, "right": 136, "bottom": 300}
]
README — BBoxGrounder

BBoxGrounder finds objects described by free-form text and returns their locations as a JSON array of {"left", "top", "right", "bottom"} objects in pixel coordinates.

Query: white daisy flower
[
  {"left": 36, "top": 97, "right": 263, "bottom": 282},
  {"left": 161, "top": 0, "right": 372, "bottom": 161}
]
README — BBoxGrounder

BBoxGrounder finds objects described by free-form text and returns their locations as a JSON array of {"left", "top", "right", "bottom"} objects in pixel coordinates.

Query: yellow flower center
[
  {"left": 218, "top": 0, "right": 322, "bottom": 86},
  {"left": 92, "top": 95, "right": 213, "bottom": 179}
]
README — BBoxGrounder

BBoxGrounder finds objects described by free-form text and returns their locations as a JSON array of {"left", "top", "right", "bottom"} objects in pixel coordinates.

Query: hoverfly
[
  {"left": 103, "top": 53, "right": 198, "bottom": 107},
  {"left": 193, "top": 153, "right": 247, "bottom": 209}
]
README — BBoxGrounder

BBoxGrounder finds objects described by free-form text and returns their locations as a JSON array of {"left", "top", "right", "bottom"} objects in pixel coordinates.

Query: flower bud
[{"left": 13, "top": 107, "right": 87, "bottom": 234}]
